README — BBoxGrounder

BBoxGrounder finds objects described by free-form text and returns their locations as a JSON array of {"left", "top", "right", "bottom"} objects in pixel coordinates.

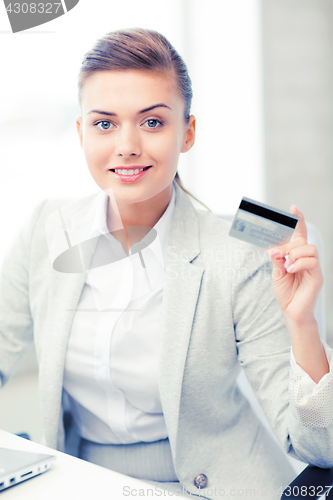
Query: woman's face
[{"left": 76, "top": 69, "right": 195, "bottom": 207}]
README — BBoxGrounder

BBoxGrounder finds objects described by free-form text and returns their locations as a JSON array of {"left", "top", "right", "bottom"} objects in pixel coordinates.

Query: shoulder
[
  {"left": 21, "top": 192, "right": 101, "bottom": 252},
  {"left": 33, "top": 192, "right": 100, "bottom": 224},
  {"left": 195, "top": 208, "right": 230, "bottom": 239},
  {"left": 194, "top": 208, "right": 271, "bottom": 274}
]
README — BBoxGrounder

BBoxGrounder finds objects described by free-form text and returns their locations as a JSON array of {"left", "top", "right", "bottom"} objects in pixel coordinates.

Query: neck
[{"left": 107, "top": 184, "right": 173, "bottom": 232}]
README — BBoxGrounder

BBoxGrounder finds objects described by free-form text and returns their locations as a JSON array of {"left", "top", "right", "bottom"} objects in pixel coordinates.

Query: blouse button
[{"left": 194, "top": 473, "right": 208, "bottom": 489}]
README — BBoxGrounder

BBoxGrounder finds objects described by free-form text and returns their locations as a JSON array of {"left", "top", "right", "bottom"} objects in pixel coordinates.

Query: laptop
[{"left": 0, "top": 447, "right": 56, "bottom": 491}]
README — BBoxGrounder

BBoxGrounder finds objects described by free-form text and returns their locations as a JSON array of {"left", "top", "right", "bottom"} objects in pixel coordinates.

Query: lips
[
  {"left": 109, "top": 166, "right": 152, "bottom": 172},
  {"left": 109, "top": 166, "right": 152, "bottom": 182}
]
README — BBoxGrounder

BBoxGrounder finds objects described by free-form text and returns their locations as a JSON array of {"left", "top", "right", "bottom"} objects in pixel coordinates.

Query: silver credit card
[{"left": 229, "top": 197, "right": 299, "bottom": 248}]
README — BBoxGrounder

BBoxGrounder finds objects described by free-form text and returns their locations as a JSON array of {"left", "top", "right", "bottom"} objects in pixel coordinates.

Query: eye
[
  {"left": 143, "top": 118, "right": 163, "bottom": 129},
  {"left": 95, "top": 121, "right": 113, "bottom": 130}
]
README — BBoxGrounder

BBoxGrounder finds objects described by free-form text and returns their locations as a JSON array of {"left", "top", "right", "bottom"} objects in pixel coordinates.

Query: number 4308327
[{"left": 6, "top": 3, "right": 62, "bottom": 14}]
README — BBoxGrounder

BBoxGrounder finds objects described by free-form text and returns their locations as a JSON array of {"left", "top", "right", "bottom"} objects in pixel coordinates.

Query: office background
[{"left": 0, "top": 0, "right": 332, "bottom": 443}]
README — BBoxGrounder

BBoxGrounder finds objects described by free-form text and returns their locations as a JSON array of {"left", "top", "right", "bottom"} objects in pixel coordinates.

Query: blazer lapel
[
  {"left": 39, "top": 272, "right": 87, "bottom": 448},
  {"left": 39, "top": 194, "right": 99, "bottom": 449},
  {"left": 158, "top": 182, "right": 205, "bottom": 463}
]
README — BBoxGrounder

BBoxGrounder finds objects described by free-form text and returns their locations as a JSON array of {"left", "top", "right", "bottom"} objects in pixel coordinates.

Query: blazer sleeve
[
  {"left": 0, "top": 199, "right": 47, "bottom": 387},
  {"left": 232, "top": 249, "right": 333, "bottom": 468}
]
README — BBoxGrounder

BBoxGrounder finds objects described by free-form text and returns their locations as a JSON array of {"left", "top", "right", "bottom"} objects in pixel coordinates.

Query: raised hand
[
  {"left": 266, "top": 206, "right": 328, "bottom": 383},
  {"left": 266, "top": 205, "right": 323, "bottom": 325}
]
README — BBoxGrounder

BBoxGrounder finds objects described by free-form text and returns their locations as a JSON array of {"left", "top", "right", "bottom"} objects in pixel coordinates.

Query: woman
[{"left": 1, "top": 28, "right": 333, "bottom": 499}]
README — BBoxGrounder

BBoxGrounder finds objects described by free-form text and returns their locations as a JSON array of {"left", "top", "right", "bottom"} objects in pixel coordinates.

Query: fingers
[
  {"left": 266, "top": 246, "right": 287, "bottom": 280},
  {"left": 268, "top": 237, "right": 307, "bottom": 259},
  {"left": 284, "top": 244, "right": 318, "bottom": 267},
  {"left": 284, "top": 244, "right": 322, "bottom": 280},
  {"left": 267, "top": 242, "right": 321, "bottom": 277},
  {"left": 266, "top": 206, "right": 307, "bottom": 258},
  {"left": 286, "top": 257, "right": 318, "bottom": 274},
  {"left": 265, "top": 205, "right": 322, "bottom": 278},
  {"left": 284, "top": 257, "right": 319, "bottom": 274},
  {"left": 267, "top": 243, "right": 318, "bottom": 264},
  {"left": 266, "top": 237, "right": 315, "bottom": 261}
]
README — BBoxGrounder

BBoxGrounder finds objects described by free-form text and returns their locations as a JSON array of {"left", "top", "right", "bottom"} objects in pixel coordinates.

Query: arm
[
  {"left": 233, "top": 241, "right": 333, "bottom": 468},
  {"left": 290, "top": 341, "right": 333, "bottom": 398},
  {"left": 0, "top": 200, "right": 47, "bottom": 387},
  {"left": 266, "top": 206, "right": 327, "bottom": 383}
]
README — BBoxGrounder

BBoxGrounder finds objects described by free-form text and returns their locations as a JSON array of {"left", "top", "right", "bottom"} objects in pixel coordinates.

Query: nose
[{"left": 114, "top": 125, "right": 141, "bottom": 158}]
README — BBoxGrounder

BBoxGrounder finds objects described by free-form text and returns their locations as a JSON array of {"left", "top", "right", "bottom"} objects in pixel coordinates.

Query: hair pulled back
[{"left": 78, "top": 27, "right": 192, "bottom": 123}]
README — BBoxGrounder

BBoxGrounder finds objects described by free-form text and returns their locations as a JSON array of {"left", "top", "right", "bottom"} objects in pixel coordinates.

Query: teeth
[{"left": 114, "top": 168, "right": 144, "bottom": 175}]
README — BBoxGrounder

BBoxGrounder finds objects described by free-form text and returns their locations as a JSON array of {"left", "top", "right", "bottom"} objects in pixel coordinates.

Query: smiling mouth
[{"left": 109, "top": 166, "right": 152, "bottom": 175}]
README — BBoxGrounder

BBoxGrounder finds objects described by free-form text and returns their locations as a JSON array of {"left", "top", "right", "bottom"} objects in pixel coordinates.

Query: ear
[
  {"left": 181, "top": 115, "right": 196, "bottom": 153},
  {"left": 76, "top": 116, "right": 83, "bottom": 148}
]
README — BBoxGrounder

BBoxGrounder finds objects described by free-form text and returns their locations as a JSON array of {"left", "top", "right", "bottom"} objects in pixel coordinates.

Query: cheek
[
  {"left": 145, "top": 130, "right": 181, "bottom": 164},
  {"left": 83, "top": 135, "right": 112, "bottom": 167}
]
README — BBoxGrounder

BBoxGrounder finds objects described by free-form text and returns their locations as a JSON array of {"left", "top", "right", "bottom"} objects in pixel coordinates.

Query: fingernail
[{"left": 286, "top": 264, "right": 295, "bottom": 273}]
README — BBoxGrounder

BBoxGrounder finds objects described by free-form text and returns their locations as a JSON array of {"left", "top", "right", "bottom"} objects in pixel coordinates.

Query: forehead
[{"left": 80, "top": 69, "right": 182, "bottom": 111}]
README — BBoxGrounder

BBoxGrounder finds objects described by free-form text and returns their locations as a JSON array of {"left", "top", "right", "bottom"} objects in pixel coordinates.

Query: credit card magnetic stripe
[{"left": 240, "top": 198, "right": 298, "bottom": 228}]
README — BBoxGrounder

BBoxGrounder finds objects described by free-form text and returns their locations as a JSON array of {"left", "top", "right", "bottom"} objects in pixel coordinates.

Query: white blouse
[
  {"left": 61, "top": 181, "right": 333, "bottom": 444},
  {"left": 62, "top": 183, "right": 176, "bottom": 444}
]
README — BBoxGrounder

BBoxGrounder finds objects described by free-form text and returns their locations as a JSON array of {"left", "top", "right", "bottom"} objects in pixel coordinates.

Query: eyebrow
[{"left": 87, "top": 103, "right": 171, "bottom": 116}]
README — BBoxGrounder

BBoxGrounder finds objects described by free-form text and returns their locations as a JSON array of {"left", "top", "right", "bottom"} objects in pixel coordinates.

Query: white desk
[{"left": 0, "top": 430, "right": 192, "bottom": 499}]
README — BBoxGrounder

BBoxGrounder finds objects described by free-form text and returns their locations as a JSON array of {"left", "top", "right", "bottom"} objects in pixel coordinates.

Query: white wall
[
  {"left": 261, "top": 0, "right": 333, "bottom": 343},
  {"left": 179, "top": 0, "right": 264, "bottom": 214}
]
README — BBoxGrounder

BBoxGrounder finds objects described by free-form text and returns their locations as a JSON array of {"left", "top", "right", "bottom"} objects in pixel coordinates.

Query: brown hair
[{"left": 78, "top": 27, "right": 211, "bottom": 211}]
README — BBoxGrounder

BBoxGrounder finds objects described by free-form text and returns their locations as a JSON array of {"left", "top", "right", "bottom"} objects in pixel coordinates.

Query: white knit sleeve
[{"left": 289, "top": 340, "right": 333, "bottom": 427}]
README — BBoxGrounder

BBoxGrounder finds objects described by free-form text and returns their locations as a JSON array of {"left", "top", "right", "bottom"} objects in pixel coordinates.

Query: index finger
[
  {"left": 265, "top": 205, "right": 307, "bottom": 258},
  {"left": 290, "top": 205, "right": 307, "bottom": 242}
]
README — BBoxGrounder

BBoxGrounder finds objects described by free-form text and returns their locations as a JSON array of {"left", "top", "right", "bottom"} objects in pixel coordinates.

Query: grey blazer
[{"left": 1, "top": 180, "right": 333, "bottom": 498}]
